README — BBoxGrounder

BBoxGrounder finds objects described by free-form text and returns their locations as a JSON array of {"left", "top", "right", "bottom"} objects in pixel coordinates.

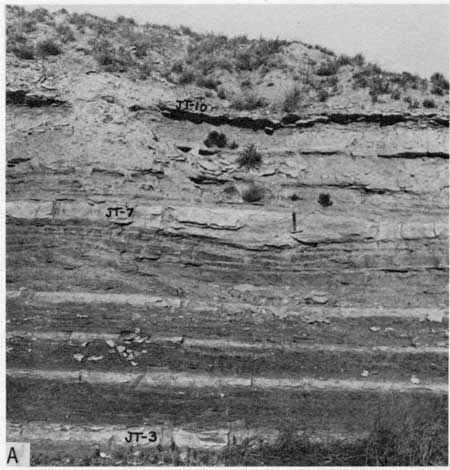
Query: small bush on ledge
[
  {"left": 237, "top": 144, "right": 262, "bottom": 169},
  {"left": 318, "top": 193, "right": 332, "bottom": 207},
  {"left": 241, "top": 182, "right": 264, "bottom": 202},
  {"left": 204, "top": 130, "right": 227, "bottom": 148}
]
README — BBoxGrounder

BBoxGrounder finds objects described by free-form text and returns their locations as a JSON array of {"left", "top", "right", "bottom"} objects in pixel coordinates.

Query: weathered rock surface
[{"left": 5, "top": 12, "right": 448, "bottom": 462}]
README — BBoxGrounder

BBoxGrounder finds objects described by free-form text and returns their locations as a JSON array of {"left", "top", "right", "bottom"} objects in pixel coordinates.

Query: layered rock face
[{"left": 6, "top": 32, "right": 449, "bottom": 464}]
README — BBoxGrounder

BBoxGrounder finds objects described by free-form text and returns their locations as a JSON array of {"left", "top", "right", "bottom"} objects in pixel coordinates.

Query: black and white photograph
[{"left": 4, "top": 1, "right": 449, "bottom": 466}]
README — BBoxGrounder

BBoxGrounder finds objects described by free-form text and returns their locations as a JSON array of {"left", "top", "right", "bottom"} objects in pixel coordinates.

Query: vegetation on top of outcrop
[
  {"left": 6, "top": 5, "right": 449, "bottom": 113},
  {"left": 430, "top": 72, "right": 449, "bottom": 95}
]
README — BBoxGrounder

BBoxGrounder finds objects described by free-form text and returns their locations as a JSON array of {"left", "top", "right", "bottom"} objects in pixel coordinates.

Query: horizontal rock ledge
[
  {"left": 7, "top": 367, "right": 448, "bottom": 393},
  {"left": 6, "top": 200, "right": 448, "bottom": 246},
  {"left": 6, "top": 421, "right": 364, "bottom": 452},
  {"left": 6, "top": 290, "right": 449, "bottom": 322},
  {"left": 7, "top": 329, "right": 448, "bottom": 355},
  {"left": 157, "top": 104, "right": 449, "bottom": 130}
]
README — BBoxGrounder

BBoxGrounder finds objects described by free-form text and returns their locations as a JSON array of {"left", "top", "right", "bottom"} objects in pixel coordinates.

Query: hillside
[{"left": 5, "top": 5, "right": 449, "bottom": 466}]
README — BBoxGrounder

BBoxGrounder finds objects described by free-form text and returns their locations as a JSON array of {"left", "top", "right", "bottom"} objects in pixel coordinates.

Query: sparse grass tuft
[
  {"left": 364, "top": 396, "right": 447, "bottom": 466},
  {"left": 222, "top": 395, "right": 448, "bottom": 466},
  {"left": 237, "top": 144, "right": 262, "bottom": 169},
  {"left": 36, "top": 39, "right": 62, "bottom": 57}
]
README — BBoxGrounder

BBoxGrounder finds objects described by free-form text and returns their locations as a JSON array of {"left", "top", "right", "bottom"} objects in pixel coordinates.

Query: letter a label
[{"left": 6, "top": 443, "right": 30, "bottom": 466}]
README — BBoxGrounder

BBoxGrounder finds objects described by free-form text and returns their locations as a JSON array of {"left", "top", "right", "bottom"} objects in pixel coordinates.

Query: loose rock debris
[
  {"left": 73, "top": 354, "right": 84, "bottom": 362},
  {"left": 70, "top": 328, "right": 162, "bottom": 367},
  {"left": 87, "top": 355, "right": 104, "bottom": 362},
  {"left": 304, "top": 291, "right": 328, "bottom": 305}
]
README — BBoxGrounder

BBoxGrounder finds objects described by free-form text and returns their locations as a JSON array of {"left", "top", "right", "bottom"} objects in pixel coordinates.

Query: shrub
[
  {"left": 431, "top": 85, "right": 444, "bottom": 96},
  {"left": 178, "top": 68, "right": 195, "bottom": 85},
  {"left": 171, "top": 61, "right": 184, "bottom": 74},
  {"left": 217, "top": 86, "right": 227, "bottom": 100},
  {"left": 56, "top": 24, "right": 75, "bottom": 42},
  {"left": 317, "top": 89, "right": 329, "bottom": 102},
  {"left": 232, "top": 93, "right": 267, "bottom": 111},
  {"left": 316, "top": 60, "right": 338, "bottom": 76},
  {"left": 282, "top": 86, "right": 301, "bottom": 112},
  {"left": 237, "top": 144, "right": 262, "bottom": 169},
  {"left": 21, "top": 19, "right": 37, "bottom": 33},
  {"left": 132, "top": 38, "right": 151, "bottom": 58},
  {"left": 117, "top": 15, "right": 136, "bottom": 26},
  {"left": 430, "top": 72, "right": 449, "bottom": 91},
  {"left": 138, "top": 61, "right": 152, "bottom": 79},
  {"left": 36, "top": 39, "right": 62, "bottom": 57},
  {"left": 195, "top": 75, "right": 219, "bottom": 90},
  {"left": 68, "top": 12, "right": 87, "bottom": 27},
  {"left": 313, "top": 44, "right": 335, "bottom": 56},
  {"left": 241, "top": 183, "right": 264, "bottom": 203},
  {"left": 318, "top": 193, "right": 332, "bottom": 207},
  {"left": 204, "top": 131, "right": 227, "bottom": 148},
  {"left": 30, "top": 8, "right": 50, "bottom": 22},
  {"left": 235, "top": 38, "right": 286, "bottom": 71},
  {"left": 353, "top": 53, "right": 365, "bottom": 66},
  {"left": 369, "top": 89, "right": 379, "bottom": 104},
  {"left": 404, "top": 96, "right": 419, "bottom": 109},
  {"left": 229, "top": 141, "right": 239, "bottom": 150},
  {"left": 180, "top": 25, "right": 194, "bottom": 35},
  {"left": 423, "top": 98, "right": 436, "bottom": 108},
  {"left": 91, "top": 40, "right": 133, "bottom": 72},
  {"left": 10, "top": 43, "right": 34, "bottom": 60},
  {"left": 390, "top": 89, "right": 401, "bottom": 100},
  {"left": 336, "top": 54, "right": 352, "bottom": 67}
]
